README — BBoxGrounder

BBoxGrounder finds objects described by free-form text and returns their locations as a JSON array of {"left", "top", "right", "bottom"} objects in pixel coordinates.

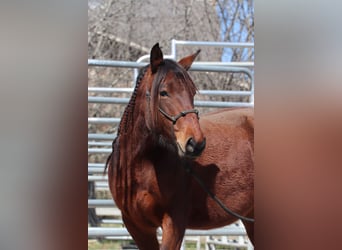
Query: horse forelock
[{"left": 152, "top": 59, "right": 197, "bottom": 95}]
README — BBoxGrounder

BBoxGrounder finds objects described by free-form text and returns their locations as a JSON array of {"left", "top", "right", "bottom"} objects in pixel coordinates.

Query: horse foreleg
[
  {"left": 160, "top": 213, "right": 186, "bottom": 250},
  {"left": 122, "top": 215, "right": 159, "bottom": 250}
]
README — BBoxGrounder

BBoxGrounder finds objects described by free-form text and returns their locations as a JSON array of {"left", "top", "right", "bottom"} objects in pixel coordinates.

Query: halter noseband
[{"left": 158, "top": 107, "right": 199, "bottom": 125}]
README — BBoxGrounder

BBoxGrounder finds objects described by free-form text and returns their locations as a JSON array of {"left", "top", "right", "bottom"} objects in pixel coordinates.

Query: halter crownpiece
[{"left": 158, "top": 107, "right": 199, "bottom": 125}]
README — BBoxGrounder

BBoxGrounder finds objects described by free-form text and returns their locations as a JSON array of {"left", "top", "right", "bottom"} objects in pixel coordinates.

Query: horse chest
[
  {"left": 134, "top": 168, "right": 182, "bottom": 205},
  {"left": 129, "top": 161, "right": 189, "bottom": 222},
  {"left": 135, "top": 185, "right": 185, "bottom": 228}
]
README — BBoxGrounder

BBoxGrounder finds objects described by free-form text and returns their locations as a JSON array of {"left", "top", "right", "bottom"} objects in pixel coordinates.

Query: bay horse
[{"left": 106, "top": 43, "right": 254, "bottom": 249}]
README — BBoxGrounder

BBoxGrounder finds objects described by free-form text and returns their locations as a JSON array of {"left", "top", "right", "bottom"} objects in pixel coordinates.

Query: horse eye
[{"left": 160, "top": 91, "right": 168, "bottom": 97}]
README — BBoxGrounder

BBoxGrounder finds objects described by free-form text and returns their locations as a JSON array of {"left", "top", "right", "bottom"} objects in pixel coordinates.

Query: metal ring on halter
[{"left": 158, "top": 107, "right": 199, "bottom": 124}]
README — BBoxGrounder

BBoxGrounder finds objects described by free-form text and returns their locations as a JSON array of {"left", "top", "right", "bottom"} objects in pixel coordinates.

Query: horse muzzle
[{"left": 184, "top": 137, "right": 206, "bottom": 158}]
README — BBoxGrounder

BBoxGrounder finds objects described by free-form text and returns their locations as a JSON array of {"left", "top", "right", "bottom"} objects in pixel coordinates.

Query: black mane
[{"left": 117, "top": 65, "right": 148, "bottom": 135}]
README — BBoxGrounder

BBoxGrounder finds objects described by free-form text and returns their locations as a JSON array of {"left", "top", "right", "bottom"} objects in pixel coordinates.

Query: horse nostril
[
  {"left": 186, "top": 138, "right": 195, "bottom": 153},
  {"left": 186, "top": 138, "right": 206, "bottom": 156}
]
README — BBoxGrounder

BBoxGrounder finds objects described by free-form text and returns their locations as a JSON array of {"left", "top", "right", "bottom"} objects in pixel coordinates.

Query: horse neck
[
  {"left": 112, "top": 90, "right": 151, "bottom": 212},
  {"left": 113, "top": 89, "right": 188, "bottom": 211}
]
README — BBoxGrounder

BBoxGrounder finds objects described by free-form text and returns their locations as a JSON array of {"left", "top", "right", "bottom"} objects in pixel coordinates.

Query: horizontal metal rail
[
  {"left": 88, "top": 87, "right": 134, "bottom": 93},
  {"left": 88, "top": 133, "right": 115, "bottom": 140},
  {"left": 89, "top": 87, "right": 252, "bottom": 96},
  {"left": 88, "top": 164, "right": 106, "bottom": 174},
  {"left": 101, "top": 219, "right": 124, "bottom": 224},
  {"left": 172, "top": 40, "right": 254, "bottom": 48},
  {"left": 88, "top": 226, "right": 247, "bottom": 237},
  {"left": 88, "top": 60, "right": 145, "bottom": 68},
  {"left": 89, "top": 163, "right": 105, "bottom": 168},
  {"left": 88, "top": 96, "right": 129, "bottom": 104},
  {"left": 194, "top": 61, "right": 253, "bottom": 67},
  {"left": 88, "top": 167, "right": 106, "bottom": 174},
  {"left": 88, "top": 148, "right": 112, "bottom": 154},
  {"left": 88, "top": 141, "right": 112, "bottom": 146},
  {"left": 88, "top": 175, "right": 108, "bottom": 181},
  {"left": 88, "top": 96, "right": 253, "bottom": 107},
  {"left": 88, "top": 199, "right": 114, "bottom": 208},
  {"left": 199, "top": 90, "right": 252, "bottom": 96},
  {"left": 88, "top": 60, "right": 252, "bottom": 77},
  {"left": 88, "top": 117, "right": 121, "bottom": 124}
]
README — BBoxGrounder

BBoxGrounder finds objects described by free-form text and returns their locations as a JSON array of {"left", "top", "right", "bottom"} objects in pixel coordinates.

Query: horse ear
[
  {"left": 178, "top": 49, "right": 201, "bottom": 71},
  {"left": 150, "top": 43, "right": 164, "bottom": 74}
]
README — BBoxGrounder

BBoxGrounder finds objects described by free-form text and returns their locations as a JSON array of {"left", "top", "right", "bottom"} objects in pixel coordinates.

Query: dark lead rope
[{"left": 184, "top": 165, "right": 255, "bottom": 223}]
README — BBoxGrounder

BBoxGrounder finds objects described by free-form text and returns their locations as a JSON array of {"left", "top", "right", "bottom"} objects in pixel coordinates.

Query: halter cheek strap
[
  {"left": 158, "top": 107, "right": 199, "bottom": 125},
  {"left": 146, "top": 90, "right": 199, "bottom": 125}
]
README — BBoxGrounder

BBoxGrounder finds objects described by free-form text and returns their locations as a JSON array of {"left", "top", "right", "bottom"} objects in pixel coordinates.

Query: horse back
[
  {"left": 201, "top": 107, "right": 254, "bottom": 147},
  {"left": 202, "top": 107, "right": 253, "bottom": 127}
]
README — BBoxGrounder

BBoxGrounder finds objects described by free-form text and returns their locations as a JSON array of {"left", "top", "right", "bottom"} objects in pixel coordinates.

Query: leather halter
[
  {"left": 145, "top": 91, "right": 199, "bottom": 125},
  {"left": 158, "top": 107, "right": 199, "bottom": 124}
]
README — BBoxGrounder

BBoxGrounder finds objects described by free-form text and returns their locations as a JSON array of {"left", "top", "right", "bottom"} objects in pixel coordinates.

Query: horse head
[{"left": 146, "top": 43, "right": 206, "bottom": 158}]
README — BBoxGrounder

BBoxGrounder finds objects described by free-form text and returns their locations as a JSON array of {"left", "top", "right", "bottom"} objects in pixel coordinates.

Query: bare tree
[
  {"left": 88, "top": 0, "right": 254, "bottom": 125},
  {"left": 88, "top": 0, "right": 254, "bottom": 146},
  {"left": 88, "top": 0, "right": 224, "bottom": 60}
]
